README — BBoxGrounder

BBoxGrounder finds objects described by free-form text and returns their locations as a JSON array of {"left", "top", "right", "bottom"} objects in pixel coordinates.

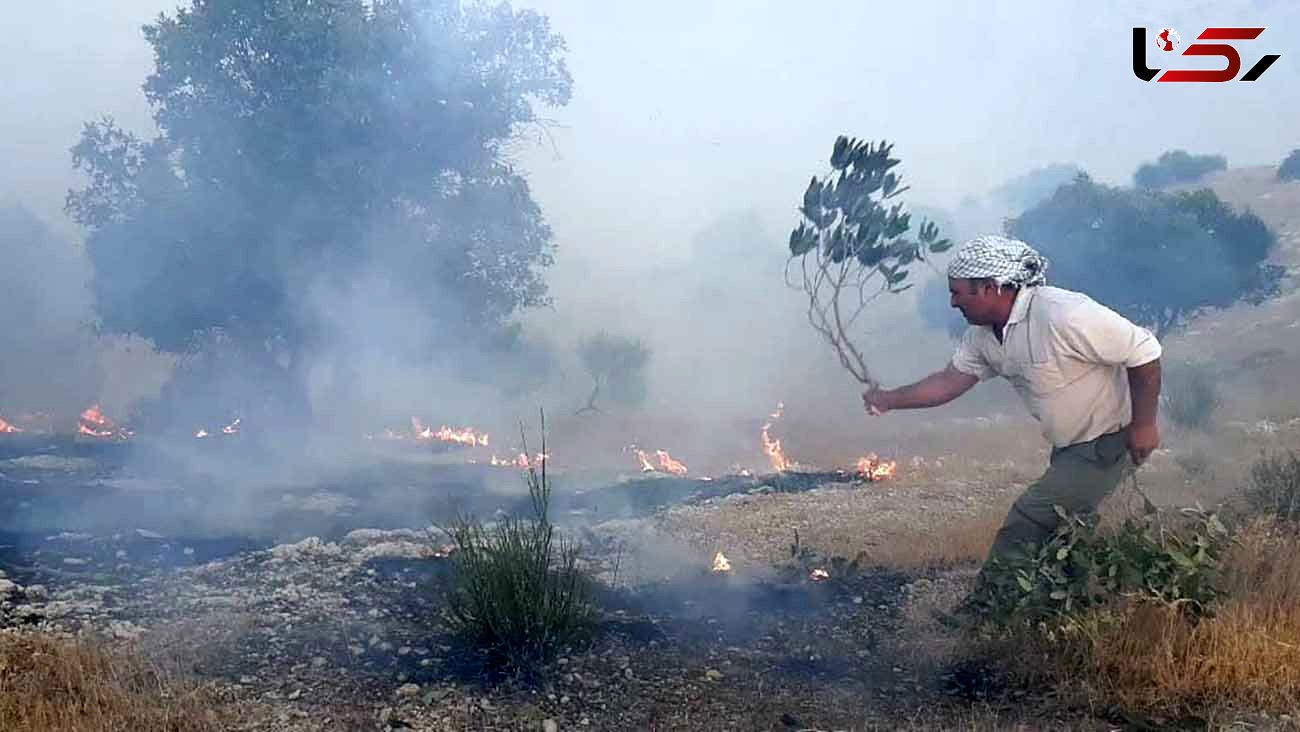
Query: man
[{"left": 862, "top": 235, "right": 1162, "bottom": 616}]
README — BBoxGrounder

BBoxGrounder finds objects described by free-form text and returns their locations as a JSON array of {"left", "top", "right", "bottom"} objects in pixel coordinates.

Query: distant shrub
[
  {"left": 1278, "top": 149, "right": 1300, "bottom": 182},
  {"left": 1161, "top": 361, "right": 1221, "bottom": 430},
  {"left": 1134, "top": 150, "right": 1227, "bottom": 189},
  {"left": 1244, "top": 451, "right": 1300, "bottom": 523}
]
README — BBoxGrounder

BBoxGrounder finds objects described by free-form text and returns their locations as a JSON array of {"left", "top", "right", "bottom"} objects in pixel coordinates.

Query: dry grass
[
  {"left": 0, "top": 631, "right": 241, "bottom": 732},
  {"left": 972, "top": 519, "right": 1300, "bottom": 718},
  {"left": 864, "top": 499, "right": 1009, "bottom": 569}
]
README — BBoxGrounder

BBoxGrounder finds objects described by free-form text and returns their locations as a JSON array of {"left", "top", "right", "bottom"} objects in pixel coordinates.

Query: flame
[
  {"left": 435, "top": 425, "right": 489, "bottom": 446},
  {"left": 411, "top": 417, "right": 434, "bottom": 440},
  {"left": 854, "top": 454, "right": 897, "bottom": 481},
  {"left": 810, "top": 568, "right": 830, "bottom": 582},
  {"left": 0, "top": 416, "right": 23, "bottom": 434},
  {"left": 761, "top": 401, "right": 790, "bottom": 472},
  {"left": 408, "top": 418, "right": 489, "bottom": 445},
  {"left": 78, "top": 405, "right": 131, "bottom": 440},
  {"left": 711, "top": 552, "right": 732, "bottom": 573},
  {"left": 632, "top": 448, "right": 656, "bottom": 472},
  {"left": 490, "top": 452, "right": 547, "bottom": 469},
  {"left": 655, "top": 450, "right": 688, "bottom": 476}
]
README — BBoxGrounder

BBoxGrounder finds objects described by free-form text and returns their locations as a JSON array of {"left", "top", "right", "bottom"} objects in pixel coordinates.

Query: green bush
[
  {"left": 1161, "top": 361, "right": 1221, "bottom": 430},
  {"left": 444, "top": 417, "right": 595, "bottom": 669},
  {"left": 1008, "top": 176, "right": 1283, "bottom": 338},
  {"left": 1279, "top": 149, "right": 1300, "bottom": 182},
  {"left": 1244, "top": 450, "right": 1300, "bottom": 523},
  {"left": 970, "top": 506, "right": 1231, "bottom": 629},
  {"left": 1134, "top": 150, "right": 1227, "bottom": 189}
]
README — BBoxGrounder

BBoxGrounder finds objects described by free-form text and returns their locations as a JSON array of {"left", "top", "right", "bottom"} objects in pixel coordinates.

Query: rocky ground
[{"left": 0, "top": 436, "right": 1108, "bottom": 731}]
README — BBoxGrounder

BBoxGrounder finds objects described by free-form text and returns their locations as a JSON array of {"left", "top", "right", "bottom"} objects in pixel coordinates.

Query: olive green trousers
[{"left": 984, "top": 428, "right": 1133, "bottom": 565}]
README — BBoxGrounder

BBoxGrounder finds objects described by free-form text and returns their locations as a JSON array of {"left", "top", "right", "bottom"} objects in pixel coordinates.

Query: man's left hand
[{"left": 1127, "top": 422, "right": 1160, "bottom": 466}]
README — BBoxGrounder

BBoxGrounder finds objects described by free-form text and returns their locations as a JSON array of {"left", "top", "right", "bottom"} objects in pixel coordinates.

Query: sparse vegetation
[
  {"left": 0, "top": 632, "right": 237, "bottom": 732},
  {"left": 1162, "top": 361, "right": 1221, "bottom": 430},
  {"left": 444, "top": 415, "right": 596, "bottom": 670},
  {"left": 1243, "top": 450, "right": 1300, "bottom": 522},
  {"left": 1278, "top": 148, "right": 1300, "bottom": 182},
  {"left": 973, "top": 519, "right": 1300, "bottom": 716},
  {"left": 1134, "top": 149, "right": 1227, "bottom": 189}
]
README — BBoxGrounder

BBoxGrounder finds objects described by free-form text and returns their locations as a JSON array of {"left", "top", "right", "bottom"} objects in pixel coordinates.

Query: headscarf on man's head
[{"left": 946, "top": 235, "right": 1049, "bottom": 288}]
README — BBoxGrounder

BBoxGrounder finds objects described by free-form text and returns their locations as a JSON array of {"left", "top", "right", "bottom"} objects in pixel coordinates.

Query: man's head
[
  {"left": 944, "top": 235, "right": 1049, "bottom": 326},
  {"left": 948, "top": 277, "right": 1017, "bottom": 326}
]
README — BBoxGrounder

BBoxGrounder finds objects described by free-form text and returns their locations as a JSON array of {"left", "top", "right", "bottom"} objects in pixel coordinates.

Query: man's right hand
[{"left": 862, "top": 388, "right": 892, "bottom": 416}]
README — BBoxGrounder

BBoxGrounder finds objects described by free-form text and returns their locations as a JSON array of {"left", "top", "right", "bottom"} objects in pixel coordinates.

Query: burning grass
[{"left": 0, "top": 631, "right": 240, "bottom": 732}]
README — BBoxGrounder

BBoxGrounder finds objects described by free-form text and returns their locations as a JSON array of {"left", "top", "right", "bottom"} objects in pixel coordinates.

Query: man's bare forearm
[
  {"left": 882, "top": 368, "right": 971, "bottom": 410},
  {"left": 1127, "top": 359, "right": 1161, "bottom": 427}
]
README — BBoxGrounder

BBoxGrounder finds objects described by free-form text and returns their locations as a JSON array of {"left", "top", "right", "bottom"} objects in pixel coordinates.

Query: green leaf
[
  {"left": 1016, "top": 575, "right": 1033, "bottom": 592},
  {"left": 1049, "top": 590, "right": 1068, "bottom": 600},
  {"left": 830, "top": 137, "right": 851, "bottom": 170}
]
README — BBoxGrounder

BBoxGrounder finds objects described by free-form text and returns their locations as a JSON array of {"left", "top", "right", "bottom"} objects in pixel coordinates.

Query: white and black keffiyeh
[{"left": 946, "top": 235, "right": 1049, "bottom": 288}]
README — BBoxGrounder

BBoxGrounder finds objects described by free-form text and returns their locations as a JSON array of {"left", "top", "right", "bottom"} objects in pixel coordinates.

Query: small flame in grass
[
  {"left": 490, "top": 452, "right": 547, "bottom": 469},
  {"left": 855, "top": 454, "right": 897, "bottom": 481},
  {"left": 0, "top": 416, "right": 23, "bottom": 434},
  {"left": 761, "top": 401, "right": 790, "bottom": 472},
  {"left": 711, "top": 551, "right": 732, "bottom": 573},
  {"left": 78, "top": 405, "right": 131, "bottom": 440},
  {"left": 655, "top": 450, "right": 688, "bottom": 476},
  {"left": 810, "top": 568, "right": 830, "bottom": 582},
  {"left": 632, "top": 448, "right": 656, "bottom": 472},
  {"left": 433, "top": 544, "right": 458, "bottom": 558}
]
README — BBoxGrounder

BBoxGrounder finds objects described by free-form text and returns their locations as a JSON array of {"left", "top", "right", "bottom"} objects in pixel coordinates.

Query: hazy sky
[{"left": 3, "top": 1, "right": 1296, "bottom": 244}]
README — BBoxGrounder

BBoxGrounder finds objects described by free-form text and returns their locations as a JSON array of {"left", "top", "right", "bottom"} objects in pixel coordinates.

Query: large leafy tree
[
  {"left": 1008, "top": 174, "right": 1283, "bottom": 337},
  {"left": 66, "top": 0, "right": 571, "bottom": 413}
]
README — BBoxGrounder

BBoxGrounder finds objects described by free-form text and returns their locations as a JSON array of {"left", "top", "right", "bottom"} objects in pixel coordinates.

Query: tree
[
  {"left": 66, "top": 0, "right": 572, "bottom": 416},
  {"left": 786, "top": 136, "right": 951, "bottom": 387},
  {"left": 1133, "top": 150, "right": 1226, "bottom": 189},
  {"left": 1008, "top": 174, "right": 1283, "bottom": 338},
  {"left": 1278, "top": 149, "right": 1300, "bottom": 182},
  {"left": 574, "top": 331, "right": 649, "bottom": 415}
]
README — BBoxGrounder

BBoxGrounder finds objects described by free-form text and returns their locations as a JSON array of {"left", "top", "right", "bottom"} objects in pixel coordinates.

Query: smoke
[{"left": 0, "top": 0, "right": 1297, "bottom": 542}]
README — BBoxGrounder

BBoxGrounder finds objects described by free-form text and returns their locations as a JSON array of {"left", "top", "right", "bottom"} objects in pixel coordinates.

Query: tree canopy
[
  {"left": 67, "top": 0, "right": 571, "bottom": 376},
  {"left": 1008, "top": 174, "right": 1283, "bottom": 337}
]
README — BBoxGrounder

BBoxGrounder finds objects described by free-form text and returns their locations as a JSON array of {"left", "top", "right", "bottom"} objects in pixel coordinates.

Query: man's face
[{"left": 948, "top": 277, "right": 1000, "bottom": 325}]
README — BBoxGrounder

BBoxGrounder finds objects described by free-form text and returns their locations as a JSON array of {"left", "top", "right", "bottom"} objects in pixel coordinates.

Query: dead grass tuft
[
  {"left": 0, "top": 631, "right": 240, "bottom": 732},
  {"left": 865, "top": 501, "right": 1008, "bottom": 570},
  {"left": 973, "top": 518, "right": 1300, "bottom": 716}
]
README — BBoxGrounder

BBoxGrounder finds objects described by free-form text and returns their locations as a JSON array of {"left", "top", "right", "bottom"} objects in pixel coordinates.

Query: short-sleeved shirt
[{"left": 950, "top": 285, "right": 1162, "bottom": 448}]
